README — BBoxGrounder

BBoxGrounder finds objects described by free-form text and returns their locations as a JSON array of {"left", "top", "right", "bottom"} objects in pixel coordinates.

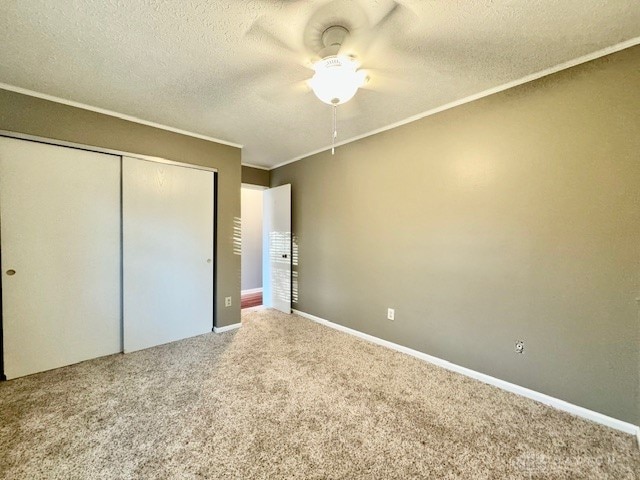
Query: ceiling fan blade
[
  {"left": 375, "top": 1, "right": 420, "bottom": 31},
  {"left": 340, "top": 1, "right": 418, "bottom": 60},
  {"left": 371, "top": 1, "right": 403, "bottom": 32},
  {"left": 359, "top": 68, "right": 414, "bottom": 96},
  {"left": 245, "top": 17, "right": 303, "bottom": 58}
]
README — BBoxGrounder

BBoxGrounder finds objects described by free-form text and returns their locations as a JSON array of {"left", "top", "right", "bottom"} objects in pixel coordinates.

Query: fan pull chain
[{"left": 332, "top": 105, "right": 337, "bottom": 155}]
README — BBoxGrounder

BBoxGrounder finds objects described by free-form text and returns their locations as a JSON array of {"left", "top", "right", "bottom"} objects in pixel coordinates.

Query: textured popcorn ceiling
[{"left": 0, "top": 1, "right": 639, "bottom": 168}]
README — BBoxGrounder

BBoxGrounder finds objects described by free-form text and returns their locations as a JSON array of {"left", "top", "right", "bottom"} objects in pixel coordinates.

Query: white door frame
[
  {"left": 0, "top": 130, "right": 218, "bottom": 173},
  {"left": 241, "top": 183, "right": 267, "bottom": 304}
]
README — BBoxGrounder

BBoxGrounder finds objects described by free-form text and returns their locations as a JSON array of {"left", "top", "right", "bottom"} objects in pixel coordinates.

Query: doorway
[{"left": 241, "top": 184, "right": 266, "bottom": 309}]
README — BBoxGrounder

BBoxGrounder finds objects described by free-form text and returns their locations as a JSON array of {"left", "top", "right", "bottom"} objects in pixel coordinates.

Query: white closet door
[
  {"left": 122, "top": 156, "right": 214, "bottom": 353},
  {"left": 0, "top": 137, "right": 121, "bottom": 379},
  {"left": 263, "top": 184, "right": 291, "bottom": 313}
]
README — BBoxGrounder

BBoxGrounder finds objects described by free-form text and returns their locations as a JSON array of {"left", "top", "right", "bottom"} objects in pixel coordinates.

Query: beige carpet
[{"left": 0, "top": 309, "right": 638, "bottom": 479}]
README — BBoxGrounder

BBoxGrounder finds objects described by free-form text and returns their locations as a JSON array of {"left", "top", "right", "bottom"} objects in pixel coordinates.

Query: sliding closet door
[
  {"left": 122, "top": 156, "right": 214, "bottom": 353},
  {"left": 0, "top": 137, "right": 121, "bottom": 379}
]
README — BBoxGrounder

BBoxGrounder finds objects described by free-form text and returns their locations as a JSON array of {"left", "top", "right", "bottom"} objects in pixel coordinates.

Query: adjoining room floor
[
  {"left": 240, "top": 290, "right": 262, "bottom": 309},
  {"left": 1, "top": 309, "right": 638, "bottom": 479}
]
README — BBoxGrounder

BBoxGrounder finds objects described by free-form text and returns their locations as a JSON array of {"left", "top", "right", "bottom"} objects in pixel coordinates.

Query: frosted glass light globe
[{"left": 308, "top": 56, "right": 367, "bottom": 105}]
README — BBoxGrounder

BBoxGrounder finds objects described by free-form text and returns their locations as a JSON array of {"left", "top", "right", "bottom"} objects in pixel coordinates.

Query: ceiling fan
[
  {"left": 307, "top": 25, "right": 370, "bottom": 106},
  {"left": 245, "top": 0, "right": 419, "bottom": 153}
]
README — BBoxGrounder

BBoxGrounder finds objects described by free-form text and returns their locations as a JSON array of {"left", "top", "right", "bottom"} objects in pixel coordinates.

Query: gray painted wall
[
  {"left": 271, "top": 46, "right": 640, "bottom": 424},
  {"left": 0, "top": 89, "right": 242, "bottom": 327},
  {"left": 242, "top": 165, "right": 270, "bottom": 187}
]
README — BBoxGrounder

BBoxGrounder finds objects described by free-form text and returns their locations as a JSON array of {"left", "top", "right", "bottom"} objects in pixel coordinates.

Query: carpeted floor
[{"left": 0, "top": 309, "right": 638, "bottom": 479}]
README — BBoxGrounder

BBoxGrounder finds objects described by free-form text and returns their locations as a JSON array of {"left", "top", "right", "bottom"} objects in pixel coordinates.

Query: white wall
[{"left": 241, "top": 187, "right": 263, "bottom": 291}]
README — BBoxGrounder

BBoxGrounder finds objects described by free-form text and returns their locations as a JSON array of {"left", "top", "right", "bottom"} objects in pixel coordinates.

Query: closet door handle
[{"left": 6, "top": 269, "right": 16, "bottom": 276}]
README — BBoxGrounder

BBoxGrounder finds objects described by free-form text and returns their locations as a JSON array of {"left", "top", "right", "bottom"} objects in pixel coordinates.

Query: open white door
[
  {"left": 263, "top": 184, "right": 291, "bottom": 313},
  {"left": 122, "top": 156, "right": 214, "bottom": 353}
]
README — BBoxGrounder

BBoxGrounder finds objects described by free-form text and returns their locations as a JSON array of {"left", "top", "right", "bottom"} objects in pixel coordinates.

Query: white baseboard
[
  {"left": 293, "top": 309, "right": 640, "bottom": 438},
  {"left": 241, "top": 288, "right": 263, "bottom": 295},
  {"left": 213, "top": 323, "right": 242, "bottom": 334}
]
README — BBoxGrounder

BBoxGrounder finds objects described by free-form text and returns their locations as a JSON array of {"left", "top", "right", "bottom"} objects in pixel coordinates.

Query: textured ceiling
[{"left": 1, "top": 0, "right": 639, "bottom": 168}]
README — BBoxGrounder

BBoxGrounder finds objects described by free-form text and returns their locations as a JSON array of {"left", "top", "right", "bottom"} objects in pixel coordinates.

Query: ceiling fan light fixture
[{"left": 308, "top": 55, "right": 367, "bottom": 105}]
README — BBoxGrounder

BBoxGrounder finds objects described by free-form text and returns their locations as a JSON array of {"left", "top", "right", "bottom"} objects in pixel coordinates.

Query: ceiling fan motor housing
[{"left": 321, "top": 25, "right": 349, "bottom": 53}]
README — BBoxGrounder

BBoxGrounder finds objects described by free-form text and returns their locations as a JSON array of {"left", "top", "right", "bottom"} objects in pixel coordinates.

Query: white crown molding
[
  {"left": 271, "top": 36, "right": 640, "bottom": 171},
  {"left": 293, "top": 309, "right": 640, "bottom": 438},
  {"left": 213, "top": 323, "right": 242, "bottom": 333},
  {"left": 0, "top": 82, "right": 243, "bottom": 149},
  {"left": 241, "top": 162, "right": 270, "bottom": 171}
]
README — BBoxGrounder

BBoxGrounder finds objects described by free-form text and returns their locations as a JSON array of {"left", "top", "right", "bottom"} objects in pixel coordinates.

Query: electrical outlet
[
  {"left": 515, "top": 340, "right": 524, "bottom": 354},
  {"left": 387, "top": 308, "right": 395, "bottom": 321},
  {"left": 225, "top": 296, "right": 232, "bottom": 307}
]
